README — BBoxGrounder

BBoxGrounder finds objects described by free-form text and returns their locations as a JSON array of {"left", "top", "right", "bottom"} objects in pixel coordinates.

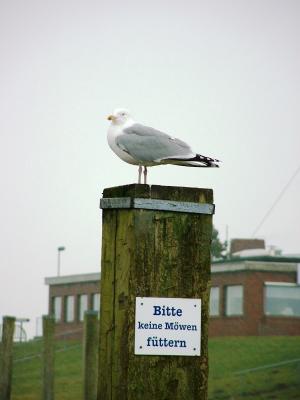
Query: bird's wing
[{"left": 116, "top": 123, "right": 195, "bottom": 162}]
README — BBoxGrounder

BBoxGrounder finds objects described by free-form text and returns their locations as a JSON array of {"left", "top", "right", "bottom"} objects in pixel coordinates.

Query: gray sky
[{"left": 0, "top": 0, "right": 299, "bottom": 338}]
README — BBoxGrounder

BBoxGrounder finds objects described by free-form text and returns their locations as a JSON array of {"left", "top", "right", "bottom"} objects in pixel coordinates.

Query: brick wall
[
  {"left": 49, "top": 280, "right": 100, "bottom": 340},
  {"left": 230, "top": 239, "right": 265, "bottom": 255},
  {"left": 46, "top": 265, "right": 299, "bottom": 339},
  {"left": 209, "top": 270, "right": 300, "bottom": 336}
]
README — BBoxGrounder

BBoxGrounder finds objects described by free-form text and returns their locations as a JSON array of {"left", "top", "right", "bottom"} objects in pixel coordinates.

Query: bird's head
[{"left": 107, "top": 108, "right": 132, "bottom": 125}]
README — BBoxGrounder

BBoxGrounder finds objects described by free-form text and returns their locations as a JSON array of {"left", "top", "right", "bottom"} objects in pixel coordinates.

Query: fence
[
  {"left": 208, "top": 358, "right": 300, "bottom": 400},
  {"left": 208, "top": 336, "right": 300, "bottom": 400},
  {"left": 0, "top": 312, "right": 98, "bottom": 400},
  {"left": 1, "top": 319, "right": 300, "bottom": 399}
]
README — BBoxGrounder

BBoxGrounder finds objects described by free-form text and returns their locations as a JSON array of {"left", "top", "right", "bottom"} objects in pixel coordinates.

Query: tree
[{"left": 211, "top": 227, "right": 227, "bottom": 260}]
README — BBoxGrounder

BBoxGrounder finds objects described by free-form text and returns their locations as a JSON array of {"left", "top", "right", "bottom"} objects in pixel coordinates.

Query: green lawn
[
  {"left": 10, "top": 336, "right": 300, "bottom": 400},
  {"left": 208, "top": 336, "right": 300, "bottom": 400},
  {"left": 11, "top": 340, "right": 82, "bottom": 400}
]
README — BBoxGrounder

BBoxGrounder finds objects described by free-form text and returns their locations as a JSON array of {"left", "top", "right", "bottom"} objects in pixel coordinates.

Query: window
[
  {"left": 225, "top": 285, "right": 243, "bottom": 316},
  {"left": 78, "top": 294, "right": 88, "bottom": 321},
  {"left": 265, "top": 283, "right": 300, "bottom": 317},
  {"left": 92, "top": 293, "right": 100, "bottom": 313},
  {"left": 65, "top": 296, "right": 75, "bottom": 322},
  {"left": 52, "top": 297, "right": 62, "bottom": 322},
  {"left": 209, "top": 287, "right": 220, "bottom": 316}
]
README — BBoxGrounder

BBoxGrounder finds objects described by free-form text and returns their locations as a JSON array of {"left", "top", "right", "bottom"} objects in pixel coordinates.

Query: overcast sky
[{"left": 0, "top": 0, "right": 299, "bottom": 338}]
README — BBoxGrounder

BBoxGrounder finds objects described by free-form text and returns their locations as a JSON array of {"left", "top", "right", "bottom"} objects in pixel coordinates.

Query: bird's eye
[{"left": 121, "top": 113, "right": 126, "bottom": 116}]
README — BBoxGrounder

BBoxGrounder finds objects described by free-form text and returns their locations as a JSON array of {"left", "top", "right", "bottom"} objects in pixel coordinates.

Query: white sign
[{"left": 135, "top": 297, "right": 201, "bottom": 356}]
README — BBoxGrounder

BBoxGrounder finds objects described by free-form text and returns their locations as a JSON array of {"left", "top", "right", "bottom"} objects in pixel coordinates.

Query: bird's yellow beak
[{"left": 107, "top": 115, "right": 115, "bottom": 121}]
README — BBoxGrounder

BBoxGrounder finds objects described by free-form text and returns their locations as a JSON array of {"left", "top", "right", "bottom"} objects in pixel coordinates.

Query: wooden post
[
  {"left": 98, "top": 184, "right": 213, "bottom": 400},
  {"left": 42, "top": 315, "right": 55, "bottom": 400},
  {"left": 83, "top": 311, "right": 99, "bottom": 400},
  {"left": 0, "top": 316, "right": 15, "bottom": 400}
]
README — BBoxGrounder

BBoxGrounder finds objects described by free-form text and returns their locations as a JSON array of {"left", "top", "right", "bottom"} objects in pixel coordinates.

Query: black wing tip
[{"left": 184, "top": 154, "right": 221, "bottom": 167}]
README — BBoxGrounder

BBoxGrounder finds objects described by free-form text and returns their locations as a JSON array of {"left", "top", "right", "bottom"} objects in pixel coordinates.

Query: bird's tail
[{"left": 164, "top": 154, "right": 220, "bottom": 168}]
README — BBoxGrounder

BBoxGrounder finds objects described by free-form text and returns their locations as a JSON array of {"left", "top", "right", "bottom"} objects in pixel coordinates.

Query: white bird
[{"left": 107, "top": 108, "right": 220, "bottom": 184}]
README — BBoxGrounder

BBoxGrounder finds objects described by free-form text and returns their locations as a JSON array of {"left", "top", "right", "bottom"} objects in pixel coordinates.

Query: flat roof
[
  {"left": 45, "top": 272, "right": 100, "bottom": 286},
  {"left": 213, "top": 255, "right": 300, "bottom": 264},
  {"left": 44, "top": 256, "right": 300, "bottom": 284},
  {"left": 212, "top": 260, "right": 298, "bottom": 274}
]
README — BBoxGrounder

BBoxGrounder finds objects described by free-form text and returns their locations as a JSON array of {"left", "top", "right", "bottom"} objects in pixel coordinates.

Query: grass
[
  {"left": 9, "top": 336, "right": 300, "bottom": 399},
  {"left": 11, "top": 340, "right": 82, "bottom": 400},
  {"left": 208, "top": 336, "right": 300, "bottom": 400}
]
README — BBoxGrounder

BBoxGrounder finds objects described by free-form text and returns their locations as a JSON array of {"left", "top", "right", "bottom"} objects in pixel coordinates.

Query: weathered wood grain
[
  {"left": 0, "top": 316, "right": 15, "bottom": 400},
  {"left": 42, "top": 315, "right": 55, "bottom": 400},
  {"left": 98, "top": 209, "right": 117, "bottom": 400},
  {"left": 98, "top": 184, "right": 213, "bottom": 400},
  {"left": 83, "top": 311, "right": 99, "bottom": 400}
]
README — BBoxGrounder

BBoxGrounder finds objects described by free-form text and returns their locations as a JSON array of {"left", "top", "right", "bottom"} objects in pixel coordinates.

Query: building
[
  {"left": 209, "top": 256, "right": 300, "bottom": 336},
  {"left": 45, "top": 273, "right": 100, "bottom": 339},
  {"left": 45, "top": 257, "right": 300, "bottom": 339},
  {"left": 230, "top": 238, "right": 266, "bottom": 255}
]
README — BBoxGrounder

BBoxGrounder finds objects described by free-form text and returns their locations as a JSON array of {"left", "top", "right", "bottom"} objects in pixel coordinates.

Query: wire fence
[
  {"left": 11, "top": 327, "right": 83, "bottom": 360},
  {"left": 0, "top": 315, "right": 98, "bottom": 400},
  {"left": 209, "top": 361, "right": 300, "bottom": 400},
  {"left": 1, "top": 316, "right": 300, "bottom": 400},
  {"left": 208, "top": 336, "right": 300, "bottom": 400}
]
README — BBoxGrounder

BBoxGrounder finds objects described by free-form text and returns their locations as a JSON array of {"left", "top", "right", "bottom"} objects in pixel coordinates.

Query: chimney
[{"left": 230, "top": 238, "right": 265, "bottom": 255}]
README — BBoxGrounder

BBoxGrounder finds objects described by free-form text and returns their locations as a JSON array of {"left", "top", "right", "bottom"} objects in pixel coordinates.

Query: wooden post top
[
  {"left": 101, "top": 185, "right": 214, "bottom": 215},
  {"left": 102, "top": 184, "right": 213, "bottom": 204}
]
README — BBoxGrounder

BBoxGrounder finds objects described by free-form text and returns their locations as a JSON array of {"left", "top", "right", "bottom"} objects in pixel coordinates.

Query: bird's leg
[
  {"left": 138, "top": 165, "right": 142, "bottom": 184},
  {"left": 143, "top": 166, "right": 147, "bottom": 184}
]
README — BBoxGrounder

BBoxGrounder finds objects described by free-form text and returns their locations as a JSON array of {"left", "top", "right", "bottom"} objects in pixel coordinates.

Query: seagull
[{"left": 107, "top": 108, "right": 220, "bottom": 184}]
